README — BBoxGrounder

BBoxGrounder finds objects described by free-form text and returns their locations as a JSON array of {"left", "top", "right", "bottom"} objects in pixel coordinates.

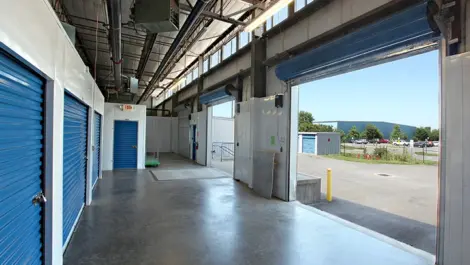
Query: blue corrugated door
[
  {"left": 114, "top": 121, "right": 138, "bottom": 169},
  {"left": 63, "top": 93, "right": 88, "bottom": 248},
  {"left": 93, "top": 112, "right": 101, "bottom": 188},
  {"left": 0, "top": 51, "right": 44, "bottom": 264},
  {"left": 302, "top": 135, "right": 316, "bottom": 154}
]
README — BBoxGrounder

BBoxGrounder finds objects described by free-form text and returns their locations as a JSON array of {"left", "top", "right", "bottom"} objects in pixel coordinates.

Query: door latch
[
  {"left": 132, "top": 145, "right": 137, "bottom": 149},
  {"left": 32, "top": 192, "right": 47, "bottom": 205}
]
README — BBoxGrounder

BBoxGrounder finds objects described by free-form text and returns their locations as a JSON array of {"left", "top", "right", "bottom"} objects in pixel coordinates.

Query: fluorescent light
[{"left": 244, "top": 0, "right": 294, "bottom": 32}]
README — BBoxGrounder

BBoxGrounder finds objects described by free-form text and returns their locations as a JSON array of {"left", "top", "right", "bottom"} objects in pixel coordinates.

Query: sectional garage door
[
  {"left": 0, "top": 51, "right": 45, "bottom": 264},
  {"left": 302, "top": 135, "right": 316, "bottom": 154},
  {"left": 63, "top": 93, "right": 88, "bottom": 247},
  {"left": 275, "top": 1, "right": 440, "bottom": 84},
  {"left": 93, "top": 112, "right": 101, "bottom": 188}
]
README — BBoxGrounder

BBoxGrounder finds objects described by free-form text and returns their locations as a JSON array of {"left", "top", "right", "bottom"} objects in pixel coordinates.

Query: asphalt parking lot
[{"left": 297, "top": 154, "right": 438, "bottom": 253}]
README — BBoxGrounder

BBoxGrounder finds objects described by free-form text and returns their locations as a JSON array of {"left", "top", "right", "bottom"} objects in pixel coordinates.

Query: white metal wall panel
[
  {"left": 439, "top": 52, "right": 470, "bottom": 265},
  {"left": 196, "top": 110, "right": 207, "bottom": 166},
  {"left": 146, "top": 117, "right": 173, "bottom": 153},
  {"left": 178, "top": 109, "right": 190, "bottom": 158},
  {"left": 171, "top": 117, "right": 179, "bottom": 153}
]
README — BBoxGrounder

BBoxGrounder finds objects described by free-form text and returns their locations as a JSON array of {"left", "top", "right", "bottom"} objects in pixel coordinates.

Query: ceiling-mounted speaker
[{"left": 133, "top": 0, "right": 179, "bottom": 33}]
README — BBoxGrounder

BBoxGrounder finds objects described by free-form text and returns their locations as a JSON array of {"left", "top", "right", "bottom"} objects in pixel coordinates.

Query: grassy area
[
  {"left": 324, "top": 154, "right": 437, "bottom": 166},
  {"left": 415, "top": 152, "right": 439, "bottom": 157}
]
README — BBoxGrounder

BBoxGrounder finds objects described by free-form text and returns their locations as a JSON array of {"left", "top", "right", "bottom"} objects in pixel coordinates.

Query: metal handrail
[{"left": 212, "top": 142, "right": 234, "bottom": 161}]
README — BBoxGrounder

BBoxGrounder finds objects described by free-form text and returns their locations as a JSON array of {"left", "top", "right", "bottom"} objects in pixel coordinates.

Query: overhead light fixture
[{"left": 244, "top": 0, "right": 294, "bottom": 32}]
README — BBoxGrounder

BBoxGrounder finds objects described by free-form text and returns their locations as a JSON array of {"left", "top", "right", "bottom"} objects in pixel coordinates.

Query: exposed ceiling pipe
[
  {"left": 107, "top": 0, "right": 122, "bottom": 90},
  {"left": 137, "top": 0, "right": 213, "bottom": 103},
  {"left": 136, "top": 33, "right": 158, "bottom": 80}
]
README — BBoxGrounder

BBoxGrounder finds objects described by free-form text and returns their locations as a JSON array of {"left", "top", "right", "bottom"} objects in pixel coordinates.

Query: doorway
[{"left": 113, "top": 120, "right": 138, "bottom": 169}]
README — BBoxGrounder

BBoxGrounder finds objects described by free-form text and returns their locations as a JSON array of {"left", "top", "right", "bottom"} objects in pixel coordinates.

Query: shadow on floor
[{"left": 309, "top": 196, "right": 436, "bottom": 254}]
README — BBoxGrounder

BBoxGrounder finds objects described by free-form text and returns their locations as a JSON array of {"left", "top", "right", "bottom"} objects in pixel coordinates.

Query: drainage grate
[{"left": 374, "top": 173, "right": 393, "bottom": 177}]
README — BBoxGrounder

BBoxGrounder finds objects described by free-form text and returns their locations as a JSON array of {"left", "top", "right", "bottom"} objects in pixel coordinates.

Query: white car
[
  {"left": 433, "top": 141, "right": 440, "bottom": 147},
  {"left": 393, "top": 141, "right": 409, "bottom": 146}
]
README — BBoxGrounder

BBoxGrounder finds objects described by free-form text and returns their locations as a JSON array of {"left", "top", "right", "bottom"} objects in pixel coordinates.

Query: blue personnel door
[
  {"left": 113, "top": 121, "right": 138, "bottom": 169},
  {"left": 0, "top": 51, "right": 45, "bottom": 263},
  {"left": 63, "top": 93, "right": 88, "bottom": 248},
  {"left": 93, "top": 112, "right": 102, "bottom": 188},
  {"left": 302, "top": 135, "right": 316, "bottom": 154}
]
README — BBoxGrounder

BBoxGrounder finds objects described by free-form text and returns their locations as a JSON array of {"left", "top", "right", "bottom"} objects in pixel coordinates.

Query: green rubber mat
[{"left": 146, "top": 155, "right": 160, "bottom": 167}]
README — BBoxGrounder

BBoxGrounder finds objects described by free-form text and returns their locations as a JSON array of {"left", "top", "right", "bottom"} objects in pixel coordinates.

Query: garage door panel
[
  {"left": 276, "top": 1, "right": 439, "bottom": 82},
  {"left": 63, "top": 93, "right": 88, "bottom": 247},
  {"left": 0, "top": 51, "right": 44, "bottom": 264}
]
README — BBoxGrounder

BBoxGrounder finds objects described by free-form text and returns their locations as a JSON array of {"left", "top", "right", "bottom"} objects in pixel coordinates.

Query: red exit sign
[{"left": 121, "top": 104, "right": 135, "bottom": 111}]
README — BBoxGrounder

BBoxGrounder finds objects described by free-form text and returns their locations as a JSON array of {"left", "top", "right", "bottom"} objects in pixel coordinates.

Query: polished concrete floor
[{"left": 64, "top": 169, "right": 434, "bottom": 265}]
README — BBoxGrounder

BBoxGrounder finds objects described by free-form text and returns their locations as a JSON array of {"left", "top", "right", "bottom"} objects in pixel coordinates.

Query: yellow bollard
[{"left": 326, "top": 168, "right": 332, "bottom": 202}]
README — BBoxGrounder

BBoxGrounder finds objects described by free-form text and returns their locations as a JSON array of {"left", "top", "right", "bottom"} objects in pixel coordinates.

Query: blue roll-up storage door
[
  {"left": 0, "top": 52, "right": 44, "bottom": 264},
  {"left": 302, "top": 135, "right": 316, "bottom": 154},
  {"left": 275, "top": 1, "right": 440, "bottom": 83},
  {"left": 114, "top": 121, "right": 138, "bottom": 169},
  {"left": 93, "top": 112, "right": 101, "bottom": 189},
  {"left": 63, "top": 93, "right": 88, "bottom": 247}
]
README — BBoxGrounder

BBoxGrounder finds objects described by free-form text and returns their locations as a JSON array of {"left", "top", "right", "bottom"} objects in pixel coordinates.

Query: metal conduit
[{"left": 107, "top": 0, "right": 122, "bottom": 90}]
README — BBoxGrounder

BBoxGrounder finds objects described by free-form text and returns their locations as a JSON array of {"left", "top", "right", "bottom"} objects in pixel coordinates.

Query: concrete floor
[
  {"left": 297, "top": 154, "right": 437, "bottom": 253},
  {"left": 209, "top": 159, "right": 234, "bottom": 175},
  {"left": 64, "top": 163, "right": 434, "bottom": 264}
]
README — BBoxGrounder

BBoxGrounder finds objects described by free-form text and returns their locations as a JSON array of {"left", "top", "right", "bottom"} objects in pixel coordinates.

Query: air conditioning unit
[{"left": 132, "top": 0, "right": 179, "bottom": 33}]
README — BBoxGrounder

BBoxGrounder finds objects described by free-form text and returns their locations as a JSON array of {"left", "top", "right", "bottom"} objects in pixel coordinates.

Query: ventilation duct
[{"left": 133, "top": 0, "right": 179, "bottom": 33}]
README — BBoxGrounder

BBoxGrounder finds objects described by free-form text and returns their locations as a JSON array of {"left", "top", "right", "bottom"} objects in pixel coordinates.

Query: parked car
[
  {"left": 368, "top": 139, "right": 378, "bottom": 144},
  {"left": 393, "top": 140, "right": 409, "bottom": 146},
  {"left": 433, "top": 141, "right": 440, "bottom": 147},
  {"left": 414, "top": 141, "right": 426, "bottom": 148},
  {"left": 426, "top": 141, "right": 434, "bottom": 147},
  {"left": 354, "top": 139, "right": 368, "bottom": 144},
  {"left": 378, "top": 139, "right": 389, "bottom": 144}
]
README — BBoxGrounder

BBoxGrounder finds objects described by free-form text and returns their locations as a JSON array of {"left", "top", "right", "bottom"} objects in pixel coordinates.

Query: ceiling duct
[
  {"left": 107, "top": 0, "right": 122, "bottom": 90},
  {"left": 137, "top": 0, "right": 213, "bottom": 103},
  {"left": 133, "top": 0, "right": 180, "bottom": 33}
]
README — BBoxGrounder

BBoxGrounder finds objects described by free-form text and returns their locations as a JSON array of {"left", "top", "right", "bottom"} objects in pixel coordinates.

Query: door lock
[
  {"left": 132, "top": 145, "right": 137, "bottom": 149},
  {"left": 32, "top": 192, "right": 47, "bottom": 205}
]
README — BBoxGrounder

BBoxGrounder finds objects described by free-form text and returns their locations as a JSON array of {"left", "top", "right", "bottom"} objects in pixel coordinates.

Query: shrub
[{"left": 374, "top": 147, "right": 389, "bottom": 158}]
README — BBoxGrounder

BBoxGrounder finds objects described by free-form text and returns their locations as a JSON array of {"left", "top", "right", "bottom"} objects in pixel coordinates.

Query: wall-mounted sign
[{"left": 121, "top": 104, "right": 135, "bottom": 111}]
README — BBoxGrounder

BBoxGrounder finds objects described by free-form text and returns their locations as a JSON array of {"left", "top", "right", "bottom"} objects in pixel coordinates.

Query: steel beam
[{"left": 180, "top": 3, "right": 246, "bottom": 26}]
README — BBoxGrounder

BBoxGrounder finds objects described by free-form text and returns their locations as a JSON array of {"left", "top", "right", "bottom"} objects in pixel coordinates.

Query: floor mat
[{"left": 150, "top": 167, "right": 230, "bottom": 181}]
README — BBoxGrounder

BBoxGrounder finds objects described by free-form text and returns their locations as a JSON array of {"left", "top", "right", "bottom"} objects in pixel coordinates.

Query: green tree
[
  {"left": 299, "top": 122, "right": 314, "bottom": 132},
  {"left": 390, "top": 125, "right": 403, "bottom": 140},
  {"left": 414, "top": 127, "right": 430, "bottom": 141},
  {"left": 429, "top": 129, "right": 439, "bottom": 141},
  {"left": 335, "top": 129, "right": 346, "bottom": 142},
  {"left": 362, "top": 124, "right": 384, "bottom": 140},
  {"left": 347, "top": 126, "right": 360, "bottom": 140},
  {"left": 312, "top": 124, "right": 334, "bottom": 132},
  {"left": 299, "top": 111, "right": 314, "bottom": 124}
]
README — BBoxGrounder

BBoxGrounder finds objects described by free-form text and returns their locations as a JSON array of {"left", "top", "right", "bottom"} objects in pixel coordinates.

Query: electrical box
[
  {"left": 133, "top": 0, "right": 179, "bottom": 33},
  {"left": 128, "top": 77, "right": 138, "bottom": 94}
]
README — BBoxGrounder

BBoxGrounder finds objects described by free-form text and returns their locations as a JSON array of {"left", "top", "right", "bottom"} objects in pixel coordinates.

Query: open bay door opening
[{"left": 275, "top": 0, "right": 441, "bottom": 201}]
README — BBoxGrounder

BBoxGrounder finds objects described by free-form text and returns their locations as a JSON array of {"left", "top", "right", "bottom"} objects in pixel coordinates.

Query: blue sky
[
  {"left": 299, "top": 51, "right": 439, "bottom": 128},
  {"left": 213, "top": 51, "right": 439, "bottom": 128}
]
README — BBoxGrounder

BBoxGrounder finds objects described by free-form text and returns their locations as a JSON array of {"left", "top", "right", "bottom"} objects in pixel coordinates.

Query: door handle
[
  {"left": 32, "top": 192, "right": 47, "bottom": 205},
  {"left": 132, "top": 145, "right": 137, "bottom": 149}
]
